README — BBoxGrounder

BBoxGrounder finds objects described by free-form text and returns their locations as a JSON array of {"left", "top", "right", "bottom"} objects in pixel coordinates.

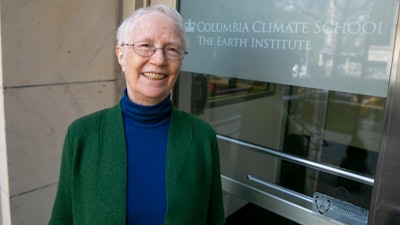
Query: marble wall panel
[
  {"left": 0, "top": 190, "right": 10, "bottom": 225},
  {"left": 0, "top": 88, "right": 8, "bottom": 220},
  {"left": 2, "top": 0, "right": 120, "bottom": 87},
  {"left": 5, "top": 81, "right": 120, "bottom": 196},
  {"left": 9, "top": 183, "right": 56, "bottom": 225}
]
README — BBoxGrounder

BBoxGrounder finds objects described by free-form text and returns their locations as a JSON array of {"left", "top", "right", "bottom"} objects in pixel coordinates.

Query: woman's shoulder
[
  {"left": 171, "top": 107, "right": 215, "bottom": 135},
  {"left": 68, "top": 104, "right": 121, "bottom": 133}
]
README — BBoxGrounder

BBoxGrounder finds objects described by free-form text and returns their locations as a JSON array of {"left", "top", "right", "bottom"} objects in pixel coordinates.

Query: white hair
[{"left": 116, "top": 4, "right": 188, "bottom": 51}]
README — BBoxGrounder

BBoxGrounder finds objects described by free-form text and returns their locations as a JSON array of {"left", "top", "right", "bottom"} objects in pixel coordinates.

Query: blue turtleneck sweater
[{"left": 121, "top": 90, "right": 172, "bottom": 225}]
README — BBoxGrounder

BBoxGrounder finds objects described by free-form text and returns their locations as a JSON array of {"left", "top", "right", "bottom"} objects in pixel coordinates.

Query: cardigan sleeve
[
  {"left": 49, "top": 105, "right": 127, "bottom": 225},
  {"left": 166, "top": 108, "right": 226, "bottom": 225},
  {"left": 49, "top": 127, "right": 74, "bottom": 225},
  {"left": 207, "top": 132, "right": 226, "bottom": 225}
]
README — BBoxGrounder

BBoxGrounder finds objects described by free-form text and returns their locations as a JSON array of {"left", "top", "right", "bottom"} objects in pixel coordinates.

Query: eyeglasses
[{"left": 122, "top": 41, "right": 188, "bottom": 60}]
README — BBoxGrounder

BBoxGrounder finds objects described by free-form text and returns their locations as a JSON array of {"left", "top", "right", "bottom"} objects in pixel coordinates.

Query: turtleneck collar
[{"left": 121, "top": 89, "right": 172, "bottom": 127}]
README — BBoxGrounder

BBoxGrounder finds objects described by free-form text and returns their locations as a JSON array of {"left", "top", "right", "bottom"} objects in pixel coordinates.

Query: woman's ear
[{"left": 116, "top": 46, "right": 125, "bottom": 71}]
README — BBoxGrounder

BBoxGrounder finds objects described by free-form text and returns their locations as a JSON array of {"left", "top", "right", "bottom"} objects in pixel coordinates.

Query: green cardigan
[{"left": 49, "top": 104, "right": 226, "bottom": 225}]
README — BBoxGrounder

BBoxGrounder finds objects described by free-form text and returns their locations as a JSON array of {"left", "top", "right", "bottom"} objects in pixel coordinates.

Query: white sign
[{"left": 180, "top": 0, "right": 399, "bottom": 97}]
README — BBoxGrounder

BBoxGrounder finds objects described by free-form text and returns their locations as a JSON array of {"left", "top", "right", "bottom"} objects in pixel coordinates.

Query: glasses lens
[
  {"left": 164, "top": 45, "right": 184, "bottom": 60},
  {"left": 131, "top": 41, "right": 185, "bottom": 60},
  {"left": 133, "top": 42, "right": 155, "bottom": 57}
]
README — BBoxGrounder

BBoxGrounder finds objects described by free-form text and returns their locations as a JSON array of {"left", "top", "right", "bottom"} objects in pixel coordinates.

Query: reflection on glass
[
  {"left": 209, "top": 76, "right": 275, "bottom": 107},
  {"left": 189, "top": 74, "right": 385, "bottom": 210}
]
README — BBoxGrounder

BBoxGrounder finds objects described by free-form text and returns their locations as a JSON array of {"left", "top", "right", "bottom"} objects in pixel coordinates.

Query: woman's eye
[
  {"left": 166, "top": 46, "right": 179, "bottom": 54},
  {"left": 136, "top": 42, "right": 153, "bottom": 49}
]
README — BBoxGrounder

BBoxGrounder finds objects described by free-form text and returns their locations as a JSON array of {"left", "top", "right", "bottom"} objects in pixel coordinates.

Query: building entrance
[
  {"left": 176, "top": 75, "right": 381, "bottom": 224},
  {"left": 176, "top": 0, "right": 400, "bottom": 224}
]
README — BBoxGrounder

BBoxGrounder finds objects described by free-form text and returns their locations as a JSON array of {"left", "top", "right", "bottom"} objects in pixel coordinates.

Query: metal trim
[
  {"left": 368, "top": 3, "right": 400, "bottom": 224},
  {"left": 247, "top": 174, "right": 313, "bottom": 204},
  {"left": 217, "top": 134, "right": 375, "bottom": 186},
  {"left": 222, "top": 175, "right": 344, "bottom": 225}
]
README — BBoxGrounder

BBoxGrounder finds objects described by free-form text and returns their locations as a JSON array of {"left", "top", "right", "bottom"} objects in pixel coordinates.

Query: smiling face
[{"left": 116, "top": 11, "right": 184, "bottom": 106}]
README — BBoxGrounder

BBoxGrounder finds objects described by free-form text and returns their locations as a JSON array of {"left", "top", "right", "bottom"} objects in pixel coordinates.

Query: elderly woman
[{"left": 49, "top": 5, "right": 226, "bottom": 225}]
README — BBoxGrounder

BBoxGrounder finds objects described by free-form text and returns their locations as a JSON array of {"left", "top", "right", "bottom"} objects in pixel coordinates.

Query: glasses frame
[{"left": 122, "top": 41, "right": 188, "bottom": 60}]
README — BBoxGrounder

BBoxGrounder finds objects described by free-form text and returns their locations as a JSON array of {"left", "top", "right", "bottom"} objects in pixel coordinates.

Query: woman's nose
[{"left": 149, "top": 48, "right": 167, "bottom": 65}]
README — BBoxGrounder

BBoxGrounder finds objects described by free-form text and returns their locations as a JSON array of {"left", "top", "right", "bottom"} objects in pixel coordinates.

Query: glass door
[
  {"left": 177, "top": 0, "right": 399, "bottom": 224},
  {"left": 176, "top": 74, "right": 382, "bottom": 224}
]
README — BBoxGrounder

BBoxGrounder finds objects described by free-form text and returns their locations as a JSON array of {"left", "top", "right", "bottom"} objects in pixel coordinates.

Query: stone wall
[{"left": 0, "top": 0, "right": 122, "bottom": 224}]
